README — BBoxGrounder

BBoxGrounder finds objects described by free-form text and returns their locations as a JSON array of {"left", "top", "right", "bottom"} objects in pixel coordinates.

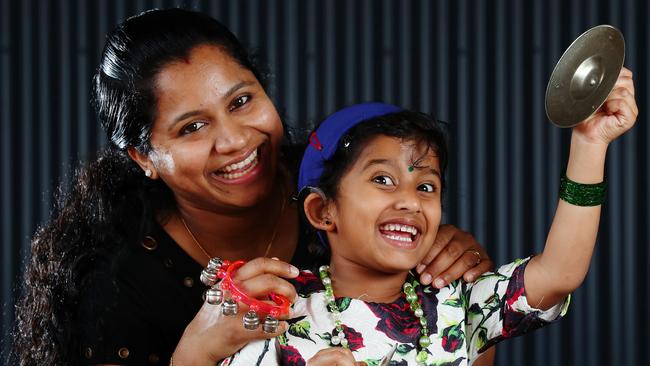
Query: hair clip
[{"left": 341, "top": 135, "right": 352, "bottom": 148}]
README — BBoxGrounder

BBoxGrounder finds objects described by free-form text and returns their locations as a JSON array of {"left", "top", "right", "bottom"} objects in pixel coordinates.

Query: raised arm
[{"left": 525, "top": 67, "right": 638, "bottom": 309}]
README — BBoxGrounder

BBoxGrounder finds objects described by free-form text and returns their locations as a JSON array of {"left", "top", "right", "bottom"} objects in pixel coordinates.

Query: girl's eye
[
  {"left": 372, "top": 175, "right": 395, "bottom": 186},
  {"left": 229, "top": 95, "right": 251, "bottom": 111},
  {"left": 418, "top": 183, "right": 437, "bottom": 193},
  {"left": 180, "top": 121, "right": 207, "bottom": 135}
]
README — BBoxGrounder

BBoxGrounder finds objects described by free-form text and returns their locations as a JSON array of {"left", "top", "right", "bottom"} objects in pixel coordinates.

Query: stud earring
[{"left": 145, "top": 169, "right": 152, "bottom": 177}]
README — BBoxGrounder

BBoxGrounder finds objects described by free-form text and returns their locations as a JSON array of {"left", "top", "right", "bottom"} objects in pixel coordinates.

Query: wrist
[
  {"left": 570, "top": 129, "right": 611, "bottom": 149},
  {"left": 567, "top": 133, "right": 607, "bottom": 183},
  {"left": 173, "top": 340, "right": 221, "bottom": 366}
]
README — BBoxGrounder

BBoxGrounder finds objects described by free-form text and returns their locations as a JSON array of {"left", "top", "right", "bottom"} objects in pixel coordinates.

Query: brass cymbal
[{"left": 545, "top": 25, "right": 625, "bottom": 128}]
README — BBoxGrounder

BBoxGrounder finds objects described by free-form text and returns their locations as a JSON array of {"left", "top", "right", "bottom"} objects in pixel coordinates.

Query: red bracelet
[{"left": 218, "top": 260, "right": 291, "bottom": 318}]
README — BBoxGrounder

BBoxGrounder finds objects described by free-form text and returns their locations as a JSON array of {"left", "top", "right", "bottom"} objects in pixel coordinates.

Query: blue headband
[{"left": 297, "top": 102, "right": 403, "bottom": 194}]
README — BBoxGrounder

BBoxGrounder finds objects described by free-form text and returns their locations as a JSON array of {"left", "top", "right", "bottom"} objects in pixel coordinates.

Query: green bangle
[{"left": 559, "top": 173, "right": 606, "bottom": 206}]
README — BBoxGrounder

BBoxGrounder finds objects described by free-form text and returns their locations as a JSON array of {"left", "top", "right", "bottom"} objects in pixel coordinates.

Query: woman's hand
[
  {"left": 573, "top": 67, "right": 637, "bottom": 145},
  {"left": 172, "top": 257, "right": 299, "bottom": 365},
  {"left": 416, "top": 224, "right": 494, "bottom": 288},
  {"left": 306, "top": 348, "right": 367, "bottom": 366}
]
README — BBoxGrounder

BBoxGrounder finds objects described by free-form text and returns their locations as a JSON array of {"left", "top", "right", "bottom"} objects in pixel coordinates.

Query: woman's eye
[
  {"left": 229, "top": 95, "right": 251, "bottom": 111},
  {"left": 180, "top": 121, "right": 207, "bottom": 135},
  {"left": 372, "top": 175, "right": 395, "bottom": 186},
  {"left": 418, "top": 183, "right": 437, "bottom": 193}
]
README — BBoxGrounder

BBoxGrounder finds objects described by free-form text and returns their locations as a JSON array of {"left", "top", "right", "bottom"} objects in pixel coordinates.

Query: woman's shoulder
[{"left": 83, "top": 223, "right": 204, "bottom": 296}]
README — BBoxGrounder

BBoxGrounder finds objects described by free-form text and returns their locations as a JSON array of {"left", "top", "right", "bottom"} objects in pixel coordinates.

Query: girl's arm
[{"left": 524, "top": 67, "right": 638, "bottom": 309}]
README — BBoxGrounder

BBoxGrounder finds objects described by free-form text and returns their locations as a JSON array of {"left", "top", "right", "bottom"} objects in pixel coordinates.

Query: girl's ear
[
  {"left": 303, "top": 189, "right": 335, "bottom": 232},
  {"left": 127, "top": 146, "right": 159, "bottom": 179}
]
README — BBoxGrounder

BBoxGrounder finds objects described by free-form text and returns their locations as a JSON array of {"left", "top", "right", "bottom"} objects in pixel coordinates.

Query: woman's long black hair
[{"left": 10, "top": 8, "right": 269, "bottom": 365}]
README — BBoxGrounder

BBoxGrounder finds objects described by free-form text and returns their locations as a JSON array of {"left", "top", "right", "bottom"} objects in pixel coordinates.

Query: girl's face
[
  {"left": 143, "top": 44, "right": 284, "bottom": 211},
  {"left": 327, "top": 135, "right": 442, "bottom": 273}
]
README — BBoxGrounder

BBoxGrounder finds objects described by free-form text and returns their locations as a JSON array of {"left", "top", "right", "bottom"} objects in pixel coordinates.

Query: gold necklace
[
  {"left": 180, "top": 214, "right": 212, "bottom": 260},
  {"left": 179, "top": 187, "right": 288, "bottom": 260}
]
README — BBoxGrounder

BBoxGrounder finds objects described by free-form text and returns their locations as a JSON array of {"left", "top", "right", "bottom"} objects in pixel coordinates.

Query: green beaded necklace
[{"left": 318, "top": 265, "right": 431, "bottom": 365}]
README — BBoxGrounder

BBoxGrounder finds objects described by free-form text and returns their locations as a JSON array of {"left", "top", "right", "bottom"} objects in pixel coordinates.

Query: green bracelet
[{"left": 559, "top": 173, "right": 606, "bottom": 206}]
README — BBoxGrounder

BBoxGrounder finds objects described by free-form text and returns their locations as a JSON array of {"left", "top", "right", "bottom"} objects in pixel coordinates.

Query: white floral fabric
[{"left": 222, "top": 257, "right": 570, "bottom": 366}]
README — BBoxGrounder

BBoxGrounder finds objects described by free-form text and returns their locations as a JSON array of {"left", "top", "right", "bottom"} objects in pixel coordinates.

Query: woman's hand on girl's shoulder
[
  {"left": 415, "top": 224, "right": 494, "bottom": 288},
  {"left": 172, "top": 257, "right": 299, "bottom": 365}
]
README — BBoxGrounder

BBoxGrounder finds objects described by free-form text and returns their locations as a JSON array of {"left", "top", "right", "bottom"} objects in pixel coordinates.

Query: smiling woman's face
[{"left": 143, "top": 44, "right": 284, "bottom": 211}]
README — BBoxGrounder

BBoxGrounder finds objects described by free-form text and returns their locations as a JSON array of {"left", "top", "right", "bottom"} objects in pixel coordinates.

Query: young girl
[{"left": 221, "top": 69, "right": 636, "bottom": 365}]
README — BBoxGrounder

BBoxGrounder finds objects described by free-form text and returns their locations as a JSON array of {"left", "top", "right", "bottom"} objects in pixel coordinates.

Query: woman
[{"left": 11, "top": 9, "right": 493, "bottom": 365}]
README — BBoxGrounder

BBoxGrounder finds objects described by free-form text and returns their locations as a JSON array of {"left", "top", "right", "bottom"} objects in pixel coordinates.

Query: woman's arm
[{"left": 525, "top": 68, "right": 638, "bottom": 309}]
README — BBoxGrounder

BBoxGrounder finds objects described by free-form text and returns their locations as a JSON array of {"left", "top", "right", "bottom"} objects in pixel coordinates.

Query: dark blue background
[{"left": 1, "top": 1, "right": 647, "bottom": 364}]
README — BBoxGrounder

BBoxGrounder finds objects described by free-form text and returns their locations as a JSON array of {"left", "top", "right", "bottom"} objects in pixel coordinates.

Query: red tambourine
[{"left": 218, "top": 260, "right": 291, "bottom": 318}]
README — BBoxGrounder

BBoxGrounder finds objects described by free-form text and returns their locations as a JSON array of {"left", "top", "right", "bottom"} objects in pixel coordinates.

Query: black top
[{"left": 77, "top": 222, "right": 313, "bottom": 365}]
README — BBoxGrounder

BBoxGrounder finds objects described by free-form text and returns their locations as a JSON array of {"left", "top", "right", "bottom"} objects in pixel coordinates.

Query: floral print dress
[{"left": 221, "top": 257, "right": 570, "bottom": 366}]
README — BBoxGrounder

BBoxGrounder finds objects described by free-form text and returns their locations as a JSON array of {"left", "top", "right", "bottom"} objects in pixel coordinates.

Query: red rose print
[
  {"left": 280, "top": 344, "right": 306, "bottom": 366},
  {"left": 341, "top": 325, "right": 365, "bottom": 351},
  {"left": 366, "top": 285, "right": 438, "bottom": 343}
]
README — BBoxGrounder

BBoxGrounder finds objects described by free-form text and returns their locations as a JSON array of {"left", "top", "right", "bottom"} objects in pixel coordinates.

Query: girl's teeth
[
  {"left": 380, "top": 224, "right": 418, "bottom": 236},
  {"left": 386, "top": 234, "right": 413, "bottom": 242}
]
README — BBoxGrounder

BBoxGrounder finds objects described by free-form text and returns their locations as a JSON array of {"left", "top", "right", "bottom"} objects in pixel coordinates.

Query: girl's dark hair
[
  {"left": 320, "top": 110, "right": 448, "bottom": 198},
  {"left": 307, "top": 110, "right": 449, "bottom": 266},
  {"left": 11, "top": 8, "right": 265, "bottom": 365}
]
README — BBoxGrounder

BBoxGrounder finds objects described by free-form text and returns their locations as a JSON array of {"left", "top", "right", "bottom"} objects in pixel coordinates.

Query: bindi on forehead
[{"left": 405, "top": 145, "right": 440, "bottom": 174}]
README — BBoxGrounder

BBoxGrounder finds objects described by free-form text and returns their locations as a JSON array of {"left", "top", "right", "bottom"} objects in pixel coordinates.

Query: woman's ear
[
  {"left": 303, "top": 190, "right": 335, "bottom": 232},
  {"left": 127, "top": 146, "right": 159, "bottom": 179}
]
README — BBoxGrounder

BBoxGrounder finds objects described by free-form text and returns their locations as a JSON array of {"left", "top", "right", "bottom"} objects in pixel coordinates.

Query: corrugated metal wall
[{"left": 1, "top": 1, "right": 648, "bottom": 364}]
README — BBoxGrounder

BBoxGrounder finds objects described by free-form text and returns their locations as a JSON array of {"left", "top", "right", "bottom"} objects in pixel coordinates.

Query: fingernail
[
  {"left": 271, "top": 257, "right": 280, "bottom": 260},
  {"left": 416, "top": 264, "right": 426, "bottom": 274},
  {"left": 289, "top": 265, "right": 299, "bottom": 276},
  {"left": 434, "top": 278, "right": 445, "bottom": 288},
  {"left": 420, "top": 273, "right": 432, "bottom": 285}
]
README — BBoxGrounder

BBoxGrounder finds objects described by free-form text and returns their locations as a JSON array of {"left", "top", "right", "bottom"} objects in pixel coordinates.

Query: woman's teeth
[
  {"left": 223, "top": 150, "right": 257, "bottom": 172},
  {"left": 217, "top": 150, "right": 259, "bottom": 179}
]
